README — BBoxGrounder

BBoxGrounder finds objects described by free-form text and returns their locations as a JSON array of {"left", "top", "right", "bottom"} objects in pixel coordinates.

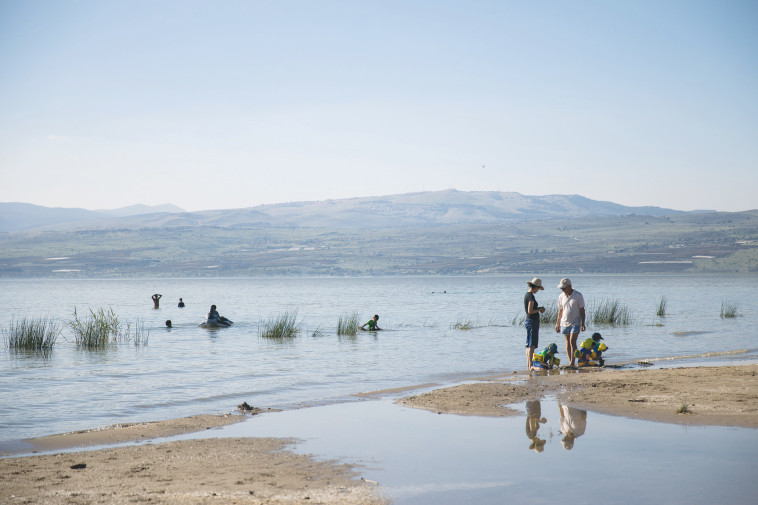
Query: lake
[{"left": 1, "top": 274, "right": 757, "bottom": 447}]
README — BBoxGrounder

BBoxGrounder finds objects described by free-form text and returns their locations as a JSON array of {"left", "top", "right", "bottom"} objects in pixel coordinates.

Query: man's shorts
[{"left": 561, "top": 325, "right": 581, "bottom": 335}]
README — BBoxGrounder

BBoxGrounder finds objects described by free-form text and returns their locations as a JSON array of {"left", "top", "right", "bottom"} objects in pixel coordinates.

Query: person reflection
[
  {"left": 559, "top": 404, "right": 587, "bottom": 450},
  {"left": 525, "top": 400, "right": 547, "bottom": 453}
]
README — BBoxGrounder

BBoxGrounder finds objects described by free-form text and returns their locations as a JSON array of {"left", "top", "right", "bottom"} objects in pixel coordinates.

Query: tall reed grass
[
  {"left": 259, "top": 311, "right": 301, "bottom": 339},
  {"left": 589, "top": 299, "right": 634, "bottom": 326},
  {"left": 337, "top": 311, "right": 360, "bottom": 336},
  {"left": 656, "top": 296, "right": 668, "bottom": 317},
  {"left": 130, "top": 318, "right": 149, "bottom": 346},
  {"left": 539, "top": 303, "right": 558, "bottom": 325},
  {"left": 5, "top": 317, "right": 61, "bottom": 354},
  {"left": 720, "top": 301, "right": 740, "bottom": 319},
  {"left": 68, "top": 307, "right": 149, "bottom": 348},
  {"left": 511, "top": 303, "right": 558, "bottom": 326}
]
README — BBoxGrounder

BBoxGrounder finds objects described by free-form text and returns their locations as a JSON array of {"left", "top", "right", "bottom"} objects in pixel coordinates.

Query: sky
[{"left": 1, "top": 1, "right": 756, "bottom": 213}]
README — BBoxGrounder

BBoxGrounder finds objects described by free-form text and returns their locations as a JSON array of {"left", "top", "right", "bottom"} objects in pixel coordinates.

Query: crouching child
[
  {"left": 575, "top": 332, "right": 607, "bottom": 366},
  {"left": 532, "top": 343, "right": 561, "bottom": 370}
]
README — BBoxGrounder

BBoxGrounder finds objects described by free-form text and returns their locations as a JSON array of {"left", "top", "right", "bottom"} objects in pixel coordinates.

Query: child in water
[
  {"left": 574, "top": 332, "right": 607, "bottom": 366},
  {"left": 532, "top": 343, "right": 561, "bottom": 370},
  {"left": 360, "top": 314, "right": 382, "bottom": 331}
]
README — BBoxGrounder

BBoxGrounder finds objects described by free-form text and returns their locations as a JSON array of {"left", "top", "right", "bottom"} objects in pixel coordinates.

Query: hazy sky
[{"left": 1, "top": 1, "right": 756, "bottom": 212}]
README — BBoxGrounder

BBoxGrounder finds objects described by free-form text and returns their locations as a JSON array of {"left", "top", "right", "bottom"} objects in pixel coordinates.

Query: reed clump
[
  {"left": 451, "top": 317, "right": 476, "bottom": 330},
  {"left": 656, "top": 296, "right": 668, "bottom": 317},
  {"left": 310, "top": 326, "right": 325, "bottom": 338},
  {"left": 130, "top": 319, "right": 149, "bottom": 346},
  {"left": 720, "top": 301, "right": 740, "bottom": 319},
  {"left": 539, "top": 303, "right": 558, "bottom": 325},
  {"left": 512, "top": 303, "right": 558, "bottom": 327},
  {"left": 260, "top": 311, "right": 301, "bottom": 339},
  {"left": 5, "top": 316, "right": 62, "bottom": 354},
  {"left": 337, "top": 311, "right": 360, "bottom": 336},
  {"left": 589, "top": 299, "right": 634, "bottom": 326},
  {"left": 68, "top": 307, "right": 148, "bottom": 348}
]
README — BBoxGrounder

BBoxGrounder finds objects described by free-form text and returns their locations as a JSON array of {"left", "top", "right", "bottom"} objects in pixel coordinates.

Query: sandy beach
[
  {"left": 399, "top": 363, "right": 758, "bottom": 428},
  {"left": 2, "top": 364, "right": 757, "bottom": 504}
]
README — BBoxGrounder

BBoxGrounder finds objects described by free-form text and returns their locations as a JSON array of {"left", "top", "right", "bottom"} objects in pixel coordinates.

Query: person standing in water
[
  {"left": 178, "top": 298, "right": 185, "bottom": 308},
  {"left": 152, "top": 294, "right": 162, "bottom": 308},
  {"left": 555, "top": 278, "right": 586, "bottom": 367},
  {"left": 524, "top": 277, "right": 546, "bottom": 370}
]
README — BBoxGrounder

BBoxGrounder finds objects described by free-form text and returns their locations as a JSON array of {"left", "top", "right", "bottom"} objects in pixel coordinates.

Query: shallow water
[
  {"left": 173, "top": 395, "right": 758, "bottom": 505},
  {"left": 1, "top": 274, "right": 757, "bottom": 446}
]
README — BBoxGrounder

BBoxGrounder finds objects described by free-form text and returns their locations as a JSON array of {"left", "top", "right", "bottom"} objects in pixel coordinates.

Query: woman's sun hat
[{"left": 527, "top": 277, "right": 544, "bottom": 290}]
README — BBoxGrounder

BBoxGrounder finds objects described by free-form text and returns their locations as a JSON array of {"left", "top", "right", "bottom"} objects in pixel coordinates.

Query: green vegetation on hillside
[{"left": 1, "top": 211, "right": 757, "bottom": 277}]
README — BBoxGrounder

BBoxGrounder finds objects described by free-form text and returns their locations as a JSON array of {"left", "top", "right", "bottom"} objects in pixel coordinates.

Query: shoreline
[
  {"left": 2, "top": 363, "right": 757, "bottom": 504},
  {"left": 398, "top": 363, "right": 758, "bottom": 428},
  {"left": 7, "top": 362, "right": 758, "bottom": 455}
]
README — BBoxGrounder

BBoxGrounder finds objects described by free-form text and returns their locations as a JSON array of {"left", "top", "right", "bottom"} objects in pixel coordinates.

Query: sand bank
[
  {"left": 398, "top": 363, "right": 758, "bottom": 428},
  {"left": 1, "top": 437, "right": 386, "bottom": 505},
  {"left": 27, "top": 413, "right": 247, "bottom": 453},
  {"left": 3, "top": 364, "right": 757, "bottom": 505}
]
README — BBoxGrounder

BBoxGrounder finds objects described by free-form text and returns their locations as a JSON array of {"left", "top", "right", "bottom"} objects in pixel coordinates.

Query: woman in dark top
[{"left": 524, "top": 277, "right": 546, "bottom": 370}]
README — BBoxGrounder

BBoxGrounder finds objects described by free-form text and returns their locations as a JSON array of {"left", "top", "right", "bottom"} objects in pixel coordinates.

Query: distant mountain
[
  {"left": 99, "top": 203, "right": 185, "bottom": 217},
  {"left": 0, "top": 202, "right": 106, "bottom": 232},
  {"left": 248, "top": 190, "right": 696, "bottom": 228},
  {"left": 0, "top": 191, "right": 705, "bottom": 233},
  {"left": 0, "top": 202, "right": 185, "bottom": 232}
]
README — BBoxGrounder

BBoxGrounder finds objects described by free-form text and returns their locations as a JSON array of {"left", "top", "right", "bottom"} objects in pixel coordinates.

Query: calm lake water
[{"left": 1, "top": 274, "right": 757, "bottom": 447}]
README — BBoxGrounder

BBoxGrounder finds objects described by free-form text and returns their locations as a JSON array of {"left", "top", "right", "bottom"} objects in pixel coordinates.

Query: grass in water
[
  {"left": 512, "top": 303, "right": 558, "bottom": 327},
  {"left": 677, "top": 402, "right": 692, "bottom": 414},
  {"left": 656, "top": 296, "right": 668, "bottom": 317},
  {"left": 69, "top": 307, "right": 121, "bottom": 349},
  {"left": 539, "top": 303, "right": 558, "bottom": 325},
  {"left": 310, "top": 326, "right": 325, "bottom": 338},
  {"left": 259, "top": 311, "right": 301, "bottom": 339},
  {"left": 4, "top": 316, "right": 62, "bottom": 355},
  {"left": 451, "top": 316, "right": 502, "bottom": 330},
  {"left": 589, "top": 299, "right": 634, "bottom": 326},
  {"left": 69, "top": 307, "right": 148, "bottom": 349},
  {"left": 451, "top": 318, "right": 474, "bottom": 330},
  {"left": 720, "top": 301, "right": 740, "bottom": 319},
  {"left": 451, "top": 317, "right": 477, "bottom": 330},
  {"left": 131, "top": 318, "right": 149, "bottom": 346},
  {"left": 337, "top": 311, "right": 360, "bottom": 336}
]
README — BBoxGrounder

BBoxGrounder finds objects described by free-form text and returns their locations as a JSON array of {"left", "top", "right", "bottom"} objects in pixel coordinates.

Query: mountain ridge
[{"left": 0, "top": 190, "right": 714, "bottom": 233}]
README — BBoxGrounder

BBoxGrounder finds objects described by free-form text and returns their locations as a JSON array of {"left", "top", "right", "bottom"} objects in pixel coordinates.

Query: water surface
[{"left": 1, "top": 275, "right": 756, "bottom": 446}]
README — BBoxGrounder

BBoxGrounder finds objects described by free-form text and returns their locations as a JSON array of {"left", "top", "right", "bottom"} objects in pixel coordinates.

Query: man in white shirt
[{"left": 554, "top": 278, "right": 586, "bottom": 366}]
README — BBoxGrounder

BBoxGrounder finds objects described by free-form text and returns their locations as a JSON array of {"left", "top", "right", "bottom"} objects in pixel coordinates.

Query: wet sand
[
  {"left": 2, "top": 364, "right": 757, "bottom": 504},
  {"left": 0, "top": 437, "right": 386, "bottom": 505},
  {"left": 398, "top": 363, "right": 758, "bottom": 428},
  {"left": 26, "top": 413, "right": 247, "bottom": 453}
]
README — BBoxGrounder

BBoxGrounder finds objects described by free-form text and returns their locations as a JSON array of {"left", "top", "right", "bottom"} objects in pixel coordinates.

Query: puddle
[{"left": 185, "top": 396, "right": 758, "bottom": 504}]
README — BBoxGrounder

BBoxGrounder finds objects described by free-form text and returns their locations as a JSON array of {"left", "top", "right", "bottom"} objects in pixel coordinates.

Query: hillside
[
  {"left": 0, "top": 193, "right": 758, "bottom": 278},
  {"left": 0, "top": 202, "right": 185, "bottom": 232},
  {"left": 0, "top": 190, "right": 699, "bottom": 233}
]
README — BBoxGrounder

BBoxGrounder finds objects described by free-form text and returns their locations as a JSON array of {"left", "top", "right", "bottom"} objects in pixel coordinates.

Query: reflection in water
[
  {"left": 523, "top": 401, "right": 589, "bottom": 452},
  {"left": 559, "top": 404, "right": 587, "bottom": 450},
  {"left": 525, "top": 400, "right": 547, "bottom": 453}
]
